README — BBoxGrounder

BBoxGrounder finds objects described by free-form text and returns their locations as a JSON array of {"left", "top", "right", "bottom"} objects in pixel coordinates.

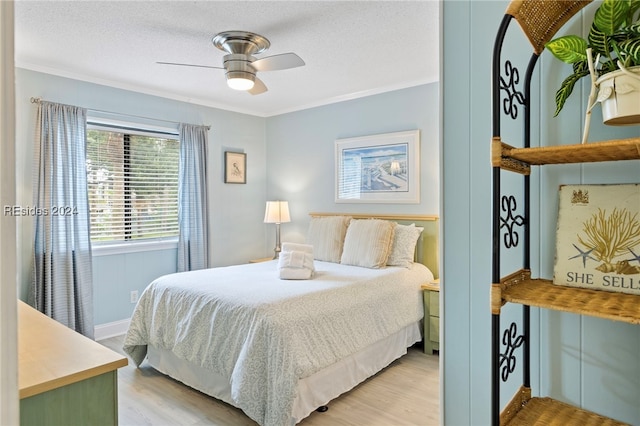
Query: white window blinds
[{"left": 86, "top": 129, "right": 179, "bottom": 242}]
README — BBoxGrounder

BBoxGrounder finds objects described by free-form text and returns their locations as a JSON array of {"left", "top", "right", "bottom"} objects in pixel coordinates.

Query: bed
[{"left": 123, "top": 213, "right": 439, "bottom": 426}]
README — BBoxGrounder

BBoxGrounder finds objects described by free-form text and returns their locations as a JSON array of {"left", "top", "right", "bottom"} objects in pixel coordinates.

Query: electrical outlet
[{"left": 130, "top": 290, "right": 139, "bottom": 304}]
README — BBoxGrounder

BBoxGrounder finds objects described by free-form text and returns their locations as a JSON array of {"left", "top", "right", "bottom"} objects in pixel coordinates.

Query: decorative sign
[{"left": 554, "top": 184, "right": 640, "bottom": 295}]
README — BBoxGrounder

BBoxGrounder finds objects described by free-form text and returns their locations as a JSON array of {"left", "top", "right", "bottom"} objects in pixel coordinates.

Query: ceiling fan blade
[
  {"left": 248, "top": 77, "right": 268, "bottom": 95},
  {"left": 251, "top": 53, "right": 305, "bottom": 72},
  {"left": 156, "top": 61, "right": 224, "bottom": 70}
]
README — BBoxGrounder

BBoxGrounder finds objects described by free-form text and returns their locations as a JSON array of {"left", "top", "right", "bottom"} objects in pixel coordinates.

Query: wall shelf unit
[
  {"left": 500, "top": 390, "right": 628, "bottom": 425},
  {"left": 490, "top": 1, "right": 638, "bottom": 425},
  {"left": 496, "top": 270, "right": 640, "bottom": 326},
  {"left": 493, "top": 137, "right": 640, "bottom": 172}
]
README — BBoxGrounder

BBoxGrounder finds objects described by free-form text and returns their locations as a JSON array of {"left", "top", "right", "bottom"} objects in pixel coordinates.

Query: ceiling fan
[{"left": 157, "top": 30, "right": 305, "bottom": 95}]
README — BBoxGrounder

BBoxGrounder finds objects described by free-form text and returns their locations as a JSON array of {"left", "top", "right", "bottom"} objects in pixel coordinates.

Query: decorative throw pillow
[
  {"left": 340, "top": 219, "right": 395, "bottom": 268},
  {"left": 305, "top": 216, "right": 352, "bottom": 262},
  {"left": 387, "top": 223, "right": 424, "bottom": 268}
]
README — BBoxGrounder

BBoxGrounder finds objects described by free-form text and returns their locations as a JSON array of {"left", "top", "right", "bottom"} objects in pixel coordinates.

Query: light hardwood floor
[{"left": 100, "top": 335, "right": 439, "bottom": 426}]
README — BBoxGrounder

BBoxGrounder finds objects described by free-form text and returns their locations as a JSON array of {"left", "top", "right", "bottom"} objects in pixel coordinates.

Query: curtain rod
[{"left": 30, "top": 97, "right": 211, "bottom": 130}]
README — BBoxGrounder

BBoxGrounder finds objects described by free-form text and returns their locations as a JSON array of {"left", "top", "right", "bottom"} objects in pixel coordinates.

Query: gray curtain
[
  {"left": 177, "top": 123, "right": 209, "bottom": 272},
  {"left": 30, "top": 101, "right": 94, "bottom": 338}
]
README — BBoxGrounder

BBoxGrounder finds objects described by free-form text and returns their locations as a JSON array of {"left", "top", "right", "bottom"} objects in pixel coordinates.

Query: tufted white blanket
[{"left": 123, "top": 260, "right": 432, "bottom": 426}]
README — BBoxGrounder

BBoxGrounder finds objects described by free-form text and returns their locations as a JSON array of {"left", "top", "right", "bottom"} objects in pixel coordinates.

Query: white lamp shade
[{"left": 264, "top": 201, "right": 291, "bottom": 223}]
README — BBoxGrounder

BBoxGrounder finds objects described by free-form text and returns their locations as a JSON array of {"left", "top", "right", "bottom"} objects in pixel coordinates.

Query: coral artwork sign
[{"left": 553, "top": 184, "right": 640, "bottom": 295}]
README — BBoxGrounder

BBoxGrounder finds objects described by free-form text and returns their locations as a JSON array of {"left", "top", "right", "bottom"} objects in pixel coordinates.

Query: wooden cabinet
[
  {"left": 490, "top": 2, "right": 639, "bottom": 425},
  {"left": 422, "top": 280, "right": 440, "bottom": 354},
  {"left": 18, "top": 301, "right": 128, "bottom": 426}
]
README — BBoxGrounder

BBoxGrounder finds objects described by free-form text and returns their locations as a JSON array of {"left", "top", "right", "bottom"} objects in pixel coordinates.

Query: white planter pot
[{"left": 596, "top": 65, "right": 640, "bottom": 126}]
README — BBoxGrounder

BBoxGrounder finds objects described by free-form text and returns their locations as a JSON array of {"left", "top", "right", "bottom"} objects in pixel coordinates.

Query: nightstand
[
  {"left": 421, "top": 279, "right": 440, "bottom": 354},
  {"left": 249, "top": 257, "right": 274, "bottom": 263}
]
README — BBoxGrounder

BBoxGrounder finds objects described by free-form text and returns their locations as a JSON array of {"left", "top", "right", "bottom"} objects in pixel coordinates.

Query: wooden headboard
[{"left": 309, "top": 213, "right": 439, "bottom": 279}]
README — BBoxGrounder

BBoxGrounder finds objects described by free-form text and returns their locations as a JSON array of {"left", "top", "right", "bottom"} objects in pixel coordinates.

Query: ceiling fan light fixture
[
  {"left": 226, "top": 71, "right": 255, "bottom": 91},
  {"left": 158, "top": 31, "right": 303, "bottom": 96}
]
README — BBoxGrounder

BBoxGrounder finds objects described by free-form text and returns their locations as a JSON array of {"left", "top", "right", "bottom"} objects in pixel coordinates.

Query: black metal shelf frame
[{"left": 491, "top": 13, "right": 534, "bottom": 426}]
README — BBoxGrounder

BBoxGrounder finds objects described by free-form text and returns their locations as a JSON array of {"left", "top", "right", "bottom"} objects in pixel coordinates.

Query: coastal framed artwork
[
  {"left": 553, "top": 184, "right": 640, "bottom": 295},
  {"left": 335, "top": 130, "right": 420, "bottom": 203},
  {"left": 224, "top": 151, "right": 246, "bottom": 184}
]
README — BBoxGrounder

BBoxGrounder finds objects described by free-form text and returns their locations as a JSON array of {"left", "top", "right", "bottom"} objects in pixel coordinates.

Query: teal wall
[{"left": 442, "top": 1, "right": 640, "bottom": 424}]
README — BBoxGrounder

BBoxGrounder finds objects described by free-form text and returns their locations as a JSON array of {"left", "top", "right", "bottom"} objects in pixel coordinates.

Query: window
[{"left": 86, "top": 128, "right": 179, "bottom": 243}]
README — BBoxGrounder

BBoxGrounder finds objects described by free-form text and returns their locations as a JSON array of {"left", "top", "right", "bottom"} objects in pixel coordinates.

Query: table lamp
[{"left": 263, "top": 201, "right": 291, "bottom": 259}]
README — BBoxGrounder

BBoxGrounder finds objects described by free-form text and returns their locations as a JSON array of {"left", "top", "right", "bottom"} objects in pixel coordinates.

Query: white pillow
[
  {"left": 340, "top": 219, "right": 395, "bottom": 268},
  {"left": 386, "top": 223, "right": 424, "bottom": 268},
  {"left": 305, "top": 216, "right": 352, "bottom": 262}
]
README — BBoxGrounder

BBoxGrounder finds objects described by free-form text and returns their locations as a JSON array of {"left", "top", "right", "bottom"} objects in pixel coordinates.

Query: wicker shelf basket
[
  {"left": 493, "top": 269, "right": 640, "bottom": 325},
  {"left": 492, "top": 137, "right": 640, "bottom": 174},
  {"left": 503, "top": 393, "right": 629, "bottom": 425}
]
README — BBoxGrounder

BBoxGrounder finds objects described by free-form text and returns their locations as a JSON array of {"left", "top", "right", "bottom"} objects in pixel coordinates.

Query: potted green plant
[{"left": 545, "top": 0, "right": 640, "bottom": 126}]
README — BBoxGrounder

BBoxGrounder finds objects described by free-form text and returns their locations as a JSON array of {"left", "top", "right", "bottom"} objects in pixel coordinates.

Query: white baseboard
[{"left": 95, "top": 318, "right": 130, "bottom": 341}]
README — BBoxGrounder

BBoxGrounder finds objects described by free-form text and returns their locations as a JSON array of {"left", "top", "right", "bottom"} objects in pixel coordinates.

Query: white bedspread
[{"left": 123, "top": 260, "right": 432, "bottom": 426}]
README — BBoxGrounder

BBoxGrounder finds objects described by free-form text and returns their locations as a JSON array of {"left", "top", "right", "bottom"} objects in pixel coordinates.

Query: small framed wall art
[{"left": 224, "top": 151, "right": 246, "bottom": 184}]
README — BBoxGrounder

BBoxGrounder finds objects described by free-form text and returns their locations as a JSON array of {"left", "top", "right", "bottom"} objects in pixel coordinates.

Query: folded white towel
[
  {"left": 278, "top": 250, "right": 315, "bottom": 280},
  {"left": 281, "top": 242, "right": 314, "bottom": 255},
  {"left": 289, "top": 250, "right": 305, "bottom": 268},
  {"left": 279, "top": 267, "right": 314, "bottom": 280},
  {"left": 278, "top": 250, "right": 314, "bottom": 270}
]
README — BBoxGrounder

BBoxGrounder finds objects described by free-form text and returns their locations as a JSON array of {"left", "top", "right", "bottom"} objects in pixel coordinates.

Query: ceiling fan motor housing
[
  {"left": 213, "top": 32, "right": 270, "bottom": 85},
  {"left": 212, "top": 31, "right": 271, "bottom": 56},
  {"left": 223, "top": 54, "right": 257, "bottom": 83}
]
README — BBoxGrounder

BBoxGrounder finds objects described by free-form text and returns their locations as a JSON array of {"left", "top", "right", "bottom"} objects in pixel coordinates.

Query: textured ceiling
[{"left": 15, "top": 1, "right": 439, "bottom": 117}]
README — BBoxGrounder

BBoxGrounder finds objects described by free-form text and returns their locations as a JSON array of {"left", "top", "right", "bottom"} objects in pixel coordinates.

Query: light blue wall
[
  {"left": 92, "top": 249, "right": 177, "bottom": 325},
  {"left": 264, "top": 84, "right": 440, "bottom": 248},
  {"left": 15, "top": 69, "right": 268, "bottom": 324},
  {"left": 442, "top": 1, "right": 640, "bottom": 424}
]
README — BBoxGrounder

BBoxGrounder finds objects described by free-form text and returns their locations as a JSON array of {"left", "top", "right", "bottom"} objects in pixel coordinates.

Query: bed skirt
[{"left": 147, "top": 321, "right": 421, "bottom": 425}]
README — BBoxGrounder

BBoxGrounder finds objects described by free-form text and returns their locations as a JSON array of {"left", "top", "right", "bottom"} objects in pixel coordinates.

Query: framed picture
[
  {"left": 335, "top": 130, "right": 420, "bottom": 203},
  {"left": 224, "top": 151, "right": 246, "bottom": 184},
  {"left": 553, "top": 184, "right": 640, "bottom": 295}
]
